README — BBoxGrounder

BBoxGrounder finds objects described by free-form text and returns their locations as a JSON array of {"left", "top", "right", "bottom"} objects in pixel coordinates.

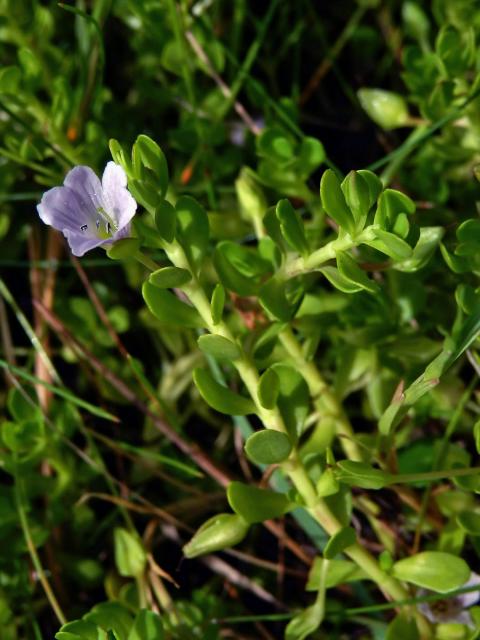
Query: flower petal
[
  {"left": 37, "top": 185, "right": 97, "bottom": 235},
  {"left": 101, "top": 161, "right": 137, "bottom": 230},
  {"left": 64, "top": 165, "right": 104, "bottom": 217},
  {"left": 459, "top": 572, "right": 480, "bottom": 608},
  {"left": 63, "top": 229, "right": 107, "bottom": 257}
]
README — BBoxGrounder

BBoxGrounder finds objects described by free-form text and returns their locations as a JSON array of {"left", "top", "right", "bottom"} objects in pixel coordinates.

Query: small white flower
[{"left": 418, "top": 572, "right": 480, "bottom": 627}]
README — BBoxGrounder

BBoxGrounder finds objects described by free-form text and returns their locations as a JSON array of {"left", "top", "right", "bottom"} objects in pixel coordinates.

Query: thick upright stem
[
  {"left": 278, "top": 326, "right": 362, "bottom": 461},
  {"left": 140, "top": 244, "right": 430, "bottom": 637}
]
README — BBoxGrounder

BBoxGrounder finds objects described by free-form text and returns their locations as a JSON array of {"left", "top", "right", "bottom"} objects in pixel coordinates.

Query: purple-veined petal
[
  {"left": 458, "top": 573, "right": 480, "bottom": 609},
  {"left": 63, "top": 229, "right": 107, "bottom": 257},
  {"left": 64, "top": 165, "right": 104, "bottom": 215},
  {"left": 37, "top": 185, "right": 97, "bottom": 235},
  {"left": 101, "top": 161, "right": 137, "bottom": 230}
]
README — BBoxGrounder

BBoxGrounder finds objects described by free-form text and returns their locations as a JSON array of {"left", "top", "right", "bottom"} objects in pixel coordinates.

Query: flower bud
[
  {"left": 357, "top": 88, "right": 409, "bottom": 130},
  {"left": 183, "top": 513, "right": 249, "bottom": 558}
]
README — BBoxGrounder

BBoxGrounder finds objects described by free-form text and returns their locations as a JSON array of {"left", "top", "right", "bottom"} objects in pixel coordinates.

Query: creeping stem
[{"left": 136, "top": 246, "right": 431, "bottom": 637}]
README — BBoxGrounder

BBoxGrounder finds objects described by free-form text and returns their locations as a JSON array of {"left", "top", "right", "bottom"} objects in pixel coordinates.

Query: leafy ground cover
[{"left": 2, "top": 1, "right": 480, "bottom": 638}]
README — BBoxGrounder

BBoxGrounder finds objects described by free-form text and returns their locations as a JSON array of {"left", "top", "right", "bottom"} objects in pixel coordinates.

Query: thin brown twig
[{"left": 185, "top": 30, "right": 261, "bottom": 135}]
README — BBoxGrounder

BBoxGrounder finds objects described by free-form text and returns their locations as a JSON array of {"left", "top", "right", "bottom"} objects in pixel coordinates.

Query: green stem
[
  {"left": 137, "top": 247, "right": 430, "bottom": 628},
  {"left": 278, "top": 326, "right": 362, "bottom": 461},
  {"left": 15, "top": 468, "right": 67, "bottom": 625}
]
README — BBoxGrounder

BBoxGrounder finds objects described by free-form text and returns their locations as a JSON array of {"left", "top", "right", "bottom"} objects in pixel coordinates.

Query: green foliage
[{"left": 4, "top": 1, "right": 480, "bottom": 638}]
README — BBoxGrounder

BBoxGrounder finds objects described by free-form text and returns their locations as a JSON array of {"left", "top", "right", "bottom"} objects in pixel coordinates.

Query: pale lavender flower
[
  {"left": 418, "top": 572, "right": 480, "bottom": 627},
  {"left": 37, "top": 162, "right": 137, "bottom": 257}
]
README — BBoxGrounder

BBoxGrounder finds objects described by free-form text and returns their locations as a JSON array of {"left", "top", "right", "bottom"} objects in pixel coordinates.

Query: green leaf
[
  {"left": 386, "top": 614, "right": 419, "bottom": 640},
  {"left": 374, "top": 189, "right": 415, "bottom": 230},
  {"left": 456, "top": 512, "right": 480, "bottom": 535},
  {"left": 142, "top": 281, "right": 204, "bottom": 328},
  {"left": 275, "top": 199, "right": 309, "bottom": 256},
  {"left": 358, "top": 88, "right": 409, "bottom": 129},
  {"left": 133, "top": 134, "right": 169, "bottom": 197},
  {"left": 392, "top": 552, "right": 470, "bottom": 593},
  {"left": 307, "top": 558, "right": 367, "bottom": 590},
  {"left": 324, "top": 526, "right": 357, "bottom": 559},
  {"left": 128, "top": 611, "right": 164, "bottom": 640},
  {"left": 336, "top": 252, "right": 378, "bottom": 294},
  {"left": 257, "top": 127, "right": 295, "bottom": 165},
  {"left": 319, "top": 266, "right": 364, "bottom": 293},
  {"left": 227, "top": 481, "right": 292, "bottom": 524},
  {"left": 113, "top": 528, "right": 147, "bottom": 578},
  {"left": 357, "top": 170, "right": 382, "bottom": 209},
  {"left": 84, "top": 603, "right": 134, "bottom": 640},
  {"left": 285, "top": 603, "right": 324, "bottom": 640},
  {"left": 394, "top": 227, "right": 444, "bottom": 272},
  {"left": 148, "top": 266, "right": 191, "bottom": 288},
  {"left": 213, "top": 243, "right": 261, "bottom": 296},
  {"left": 0, "top": 66, "right": 21, "bottom": 94},
  {"left": 257, "top": 367, "right": 280, "bottom": 409},
  {"left": 154, "top": 200, "right": 176, "bottom": 244},
  {"left": 244, "top": 430, "right": 292, "bottom": 465},
  {"left": 474, "top": 420, "right": 480, "bottom": 455},
  {"left": 368, "top": 228, "right": 413, "bottom": 260},
  {"left": 183, "top": 513, "right": 249, "bottom": 558},
  {"left": 175, "top": 196, "right": 209, "bottom": 270},
  {"left": 341, "top": 171, "right": 371, "bottom": 230},
  {"left": 211, "top": 284, "right": 226, "bottom": 325},
  {"left": 259, "top": 277, "right": 300, "bottom": 321},
  {"left": 316, "top": 468, "right": 340, "bottom": 497},
  {"left": 197, "top": 334, "right": 241, "bottom": 361},
  {"left": 320, "top": 169, "right": 355, "bottom": 233},
  {"left": 106, "top": 238, "right": 140, "bottom": 260},
  {"left": 272, "top": 364, "right": 309, "bottom": 439},
  {"left": 193, "top": 368, "right": 256, "bottom": 415},
  {"left": 297, "top": 137, "right": 325, "bottom": 175},
  {"left": 335, "top": 460, "right": 392, "bottom": 489},
  {"left": 55, "top": 620, "right": 99, "bottom": 640}
]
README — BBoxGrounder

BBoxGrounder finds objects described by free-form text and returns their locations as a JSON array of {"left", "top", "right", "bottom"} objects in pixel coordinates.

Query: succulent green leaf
[
  {"left": 374, "top": 189, "right": 415, "bottom": 230},
  {"left": 324, "top": 526, "right": 357, "bottom": 559},
  {"left": 106, "top": 238, "right": 140, "bottom": 260},
  {"left": 113, "top": 528, "right": 147, "bottom": 578},
  {"left": 285, "top": 602, "right": 324, "bottom": 640},
  {"left": 456, "top": 512, "right": 480, "bottom": 535},
  {"left": 275, "top": 199, "right": 309, "bottom": 256},
  {"left": 55, "top": 620, "right": 99, "bottom": 640},
  {"left": 154, "top": 200, "right": 176, "bottom": 243},
  {"left": 142, "top": 281, "right": 204, "bottom": 328},
  {"left": 336, "top": 252, "right": 378, "bottom": 294},
  {"left": 211, "top": 284, "right": 226, "bottom": 325},
  {"left": 193, "top": 368, "right": 256, "bottom": 415},
  {"left": 307, "top": 558, "right": 367, "bottom": 590},
  {"left": 227, "top": 481, "right": 292, "bottom": 524},
  {"left": 368, "top": 228, "right": 413, "bottom": 260},
  {"left": 391, "top": 552, "right": 470, "bottom": 593},
  {"left": 341, "top": 171, "right": 371, "bottom": 230},
  {"left": 386, "top": 613, "right": 419, "bottom": 640},
  {"left": 319, "top": 266, "right": 364, "bottom": 294},
  {"left": 197, "top": 334, "right": 241, "bottom": 361},
  {"left": 257, "top": 127, "right": 296, "bottom": 165},
  {"left": 128, "top": 611, "right": 164, "bottom": 640},
  {"left": 213, "top": 243, "right": 261, "bottom": 296},
  {"left": 320, "top": 169, "right": 355, "bottom": 233},
  {"left": 175, "top": 196, "right": 209, "bottom": 270},
  {"left": 257, "top": 367, "right": 281, "bottom": 409},
  {"left": 183, "top": 513, "right": 249, "bottom": 558},
  {"left": 259, "top": 277, "right": 300, "bottom": 321},
  {"left": 335, "top": 460, "right": 392, "bottom": 489},
  {"left": 133, "top": 134, "right": 169, "bottom": 197},
  {"left": 244, "top": 430, "right": 292, "bottom": 465},
  {"left": 148, "top": 266, "right": 191, "bottom": 288}
]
